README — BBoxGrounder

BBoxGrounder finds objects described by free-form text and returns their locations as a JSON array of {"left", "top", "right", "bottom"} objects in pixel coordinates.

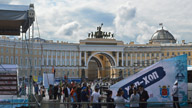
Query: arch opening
[{"left": 87, "top": 52, "right": 116, "bottom": 81}]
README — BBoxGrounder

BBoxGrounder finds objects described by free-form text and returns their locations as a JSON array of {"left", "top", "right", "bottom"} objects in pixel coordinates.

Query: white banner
[{"left": 110, "top": 55, "right": 188, "bottom": 106}]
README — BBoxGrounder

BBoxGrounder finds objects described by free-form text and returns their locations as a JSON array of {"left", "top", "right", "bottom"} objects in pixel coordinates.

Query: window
[
  {"left": 15, "top": 49, "right": 18, "bottom": 54},
  {"left": 71, "top": 52, "right": 74, "bottom": 56},
  {"left": 151, "top": 53, "right": 154, "bottom": 57},
  {"left": 76, "top": 60, "right": 79, "bottom": 66},
  {"left": 15, "top": 57, "right": 18, "bottom": 64},
  {"left": 11, "top": 57, "right": 13, "bottom": 64},
  {"left": 35, "top": 59, "right": 37, "bottom": 66},
  {"left": 6, "top": 56, "right": 9, "bottom": 64},
  {"left": 156, "top": 53, "right": 159, "bottom": 57},
  {"left": 1, "top": 48, "right": 3, "bottom": 53},
  {"left": 167, "top": 52, "right": 169, "bottom": 56},
  {"left": 57, "top": 58, "right": 60, "bottom": 65},
  {"left": 137, "top": 53, "right": 140, "bottom": 57},
  {"left": 44, "top": 59, "right": 46, "bottom": 66},
  {"left": 189, "top": 52, "right": 191, "bottom": 56},
  {"left": 53, "top": 59, "right": 56, "bottom": 65},
  {"left": 62, "top": 59, "right": 65, "bottom": 66},
  {"left": 178, "top": 52, "right": 180, "bottom": 55},
  {"left": 81, "top": 52, "right": 84, "bottom": 57},
  {"left": 128, "top": 61, "right": 130, "bottom": 66},
  {"left": 39, "top": 59, "right": 41, "bottom": 66},
  {"left": 172, "top": 52, "right": 175, "bottom": 56},
  {"left": 142, "top": 53, "right": 145, "bottom": 57},
  {"left": 1, "top": 56, "right": 3, "bottom": 63},
  {"left": 25, "top": 58, "right": 28, "bottom": 66},
  {"left": 76, "top": 52, "right": 79, "bottom": 57},
  {"left": 71, "top": 58, "right": 74, "bottom": 65},
  {"left": 48, "top": 59, "right": 51, "bottom": 65},
  {"left": 128, "top": 53, "right": 130, "bottom": 56},
  {"left": 20, "top": 58, "right": 23, "bottom": 66},
  {"left": 162, "top": 53, "right": 164, "bottom": 56},
  {"left": 147, "top": 53, "right": 149, "bottom": 57},
  {"left": 57, "top": 51, "right": 60, "bottom": 56},
  {"left": 6, "top": 49, "right": 8, "bottom": 53},
  {"left": 67, "top": 59, "right": 70, "bottom": 65}
]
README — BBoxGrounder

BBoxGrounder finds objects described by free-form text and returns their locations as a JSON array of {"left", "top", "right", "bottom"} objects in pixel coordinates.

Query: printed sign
[{"left": 110, "top": 55, "right": 188, "bottom": 106}]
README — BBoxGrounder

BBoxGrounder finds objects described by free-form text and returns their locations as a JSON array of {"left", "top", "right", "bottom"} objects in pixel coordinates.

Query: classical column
[
  {"left": 70, "top": 51, "right": 72, "bottom": 66},
  {"left": 47, "top": 51, "right": 48, "bottom": 65},
  {"left": 121, "top": 51, "right": 124, "bottom": 66},
  {"left": 60, "top": 52, "right": 62, "bottom": 65},
  {"left": 150, "top": 53, "right": 152, "bottom": 64},
  {"left": 51, "top": 51, "right": 53, "bottom": 65},
  {"left": 79, "top": 51, "right": 81, "bottom": 66},
  {"left": 130, "top": 53, "right": 133, "bottom": 66},
  {"left": 140, "top": 53, "right": 142, "bottom": 66},
  {"left": 126, "top": 53, "right": 128, "bottom": 66},
  {"left": 74, "top": 52, "right": 76, "bottom": 66},
  {"left": 145, "top": 53, "right": 147, "bottom": 67},
  {"left": 84, "top": 51, "right": 86, "bottom": 66},
  {"left": 117, "top": 52, "right": 119, "bottom": 66},
  {"left": 154, "top": 53, "right": 157, "bottom": 63},
  {"left": 135, "top": 53, "right": 137, "bottom": 66},
  {"left": 65, "top": 51, "right": 67, "bottom": 66},
  {"left": 56, "top": 51, "right": 57, "bottom": 66}
]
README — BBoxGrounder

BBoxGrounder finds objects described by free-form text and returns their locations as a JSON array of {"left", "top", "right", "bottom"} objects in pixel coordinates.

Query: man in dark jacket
[
  {"left": 129, "top": 84, "right": 134, "bottom": 98},
  {"left": 53, "top": 84, "right": 58, "bottom": 100},
  {"left": 138, "top": 85, "right": 149, "bottom": 108}
]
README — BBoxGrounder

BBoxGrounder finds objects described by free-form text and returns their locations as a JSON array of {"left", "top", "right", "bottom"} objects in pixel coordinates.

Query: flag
[
  {"left": 159, "top": 23, "right": 163, "bottom": 26},
  {"left": 52, "top": 66, "right": 56, "bottom": 77}
]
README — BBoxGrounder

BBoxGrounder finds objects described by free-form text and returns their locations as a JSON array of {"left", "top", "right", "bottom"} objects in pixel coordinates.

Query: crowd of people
[{"left": 32, "top": 80, "right": 180, "bottom": 108}]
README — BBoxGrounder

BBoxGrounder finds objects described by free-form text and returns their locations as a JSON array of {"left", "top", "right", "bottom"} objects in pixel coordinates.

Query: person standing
[
  {"left": 63, "top": 84, "right": 71, "bottom": 107},
  {"left": 106, "top": 90, "right": 115, "bottom": 108},
  {"left": 71, "top": 86, "right": 78, "bottom": 108},
  {"left": 130, "top": 88, "right": 140, "bottom": 108},
  {"left": 76, "top": 84, "right": 82, "bottom": 108},
  {"left": 53, "top": 84, "right": 58, "bottom": 100},
  {"left": 114, "top": 88, "right": 126, "bottom": 108},
  {"left": 40, "top": 86, "right": 46, "bottom": 98},
  {"left": 58, "top": 85, "right": 62, "bottom": 101},
  {"left": 91, "top": 87, "right": 101, "bottom": 108},
  {"left": 48, "top": 84, "right": 53, "bottom": 100},
  {"left": 138, "top": 85, "right": 149, "bottom": 108},
  {"left": 81, "top": 87, "right": 89, "bottom": 108},
  {"left": 129, "top": 84, "right": 135, "bottom": 98},
  {"left": 34, "top": 83, "right": 39, "bottom": 95},
  {"left": 172, "top": 80, "right": 180, "bottom": 108}
]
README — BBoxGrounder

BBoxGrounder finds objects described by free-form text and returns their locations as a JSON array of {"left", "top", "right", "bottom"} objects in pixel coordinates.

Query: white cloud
[
  {"left": 1, "top": 0, "right": 192, "bottom": 43},
  {"left": 55, "top": 21, "right": 79, "bottom": 37}
]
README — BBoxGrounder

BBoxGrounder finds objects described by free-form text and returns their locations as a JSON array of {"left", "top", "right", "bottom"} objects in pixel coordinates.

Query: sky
[{"left": 1, "top": 0, "right": 192, "bottom": 44}]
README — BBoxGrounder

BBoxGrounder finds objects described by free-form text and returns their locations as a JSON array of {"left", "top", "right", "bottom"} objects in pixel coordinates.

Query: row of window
[
  {"left": 0, "top": 48, "right": 80, "bottom": 56},
  {"left": 120, "top": 52, "right": 191, "bottom": 57},
  {"left": 0, "top": 56, "right": 79, "bottom": 67}
]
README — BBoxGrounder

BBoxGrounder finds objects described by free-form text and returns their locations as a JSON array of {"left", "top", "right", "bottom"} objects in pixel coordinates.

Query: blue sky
[{"left": 1, "top": 0, "right": 192, "bottom": 44}]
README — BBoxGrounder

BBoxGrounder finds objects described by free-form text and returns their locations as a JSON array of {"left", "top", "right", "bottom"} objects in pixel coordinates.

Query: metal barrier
[{"left": 0, "top": 101, "right": 192, "bottom": 108}]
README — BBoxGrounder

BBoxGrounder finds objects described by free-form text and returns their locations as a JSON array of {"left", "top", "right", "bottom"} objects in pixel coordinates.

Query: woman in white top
[
  {"left": 130, "top": 88, "right": 140, "bottom": 108},
  {"left": 114, "top": 88, "right": 126, "bottom": 108}
]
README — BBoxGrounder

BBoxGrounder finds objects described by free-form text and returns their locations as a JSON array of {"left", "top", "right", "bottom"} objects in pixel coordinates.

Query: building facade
[{"left": 0, "top": 26, "right": 192, "bottom": 81}]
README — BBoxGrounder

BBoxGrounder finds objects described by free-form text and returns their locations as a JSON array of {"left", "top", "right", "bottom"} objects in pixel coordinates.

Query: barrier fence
[{"left": 0, "top": 101, "right": 192, "bottom": 108}]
